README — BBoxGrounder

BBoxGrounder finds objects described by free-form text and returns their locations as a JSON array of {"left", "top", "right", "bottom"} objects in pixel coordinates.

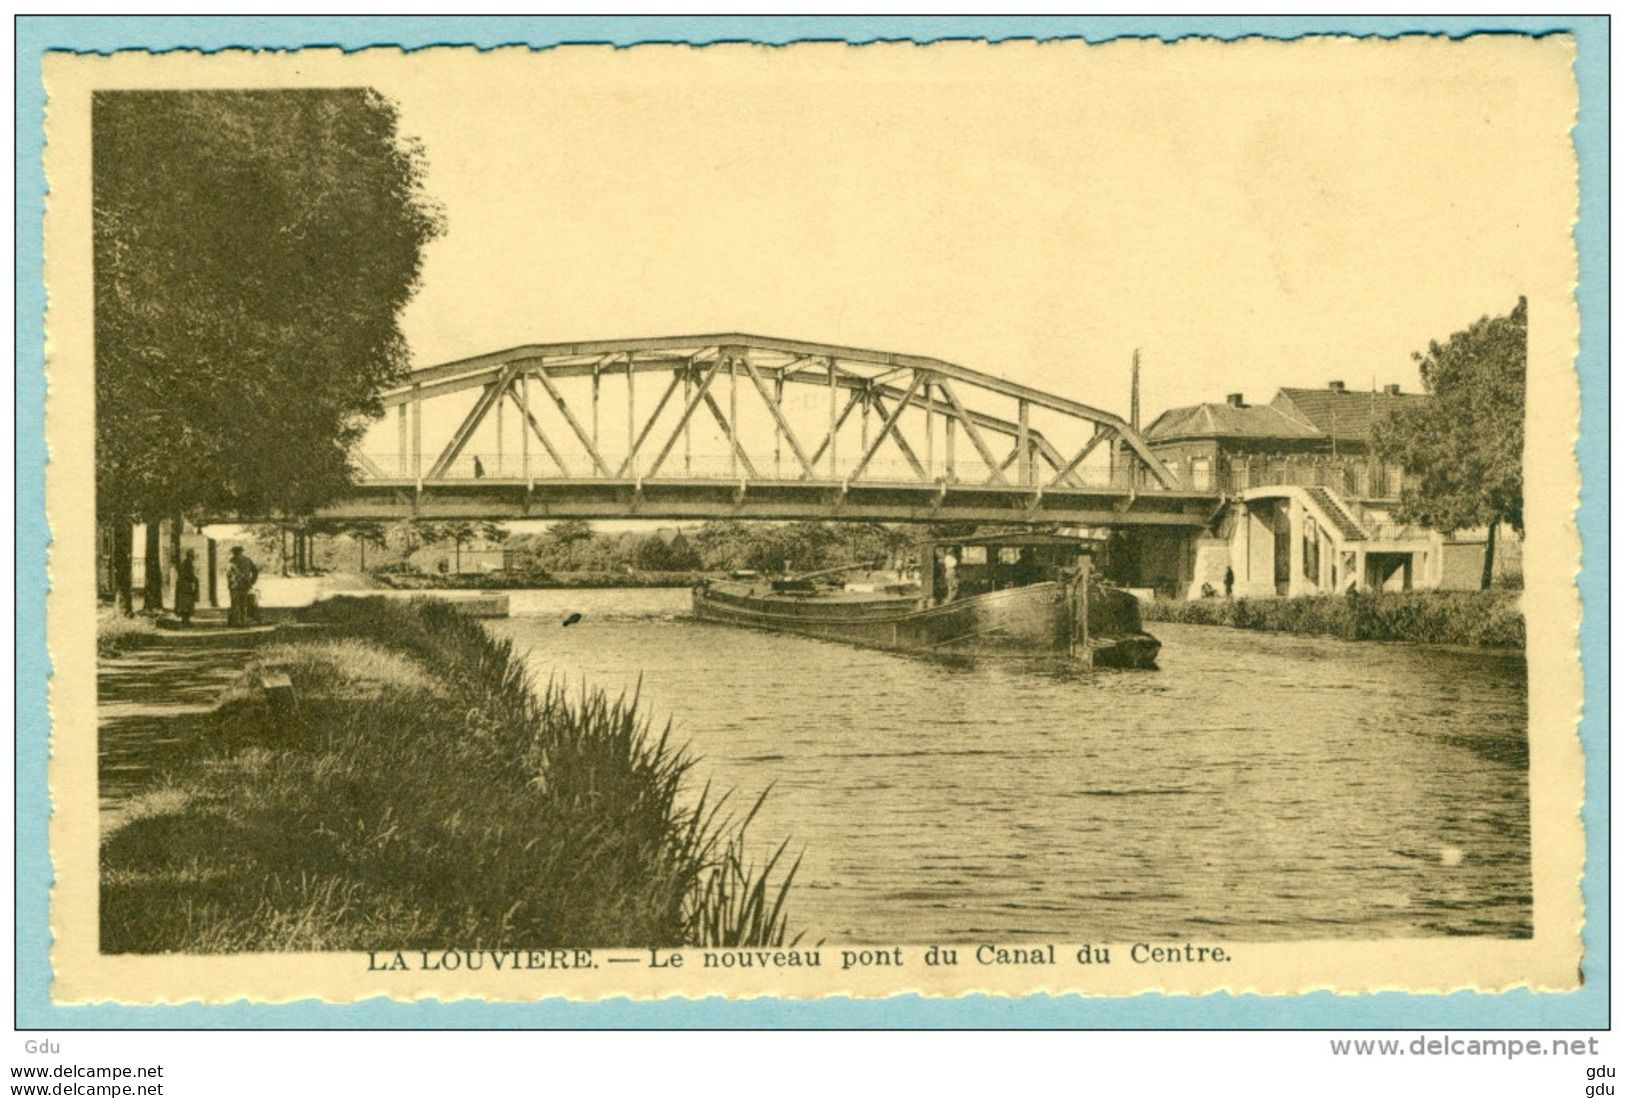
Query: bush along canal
[
  {"left": 1139, "top": 588, "right": 1524, "bottom": 649},
  {"left": 99, "top": 597, "right": 799, "bottom": 953}
]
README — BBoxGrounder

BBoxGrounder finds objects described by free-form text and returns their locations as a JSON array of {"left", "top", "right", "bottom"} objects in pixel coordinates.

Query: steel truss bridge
[{"left": 323, "top": 334, "right": 1218, "bottom": 527}]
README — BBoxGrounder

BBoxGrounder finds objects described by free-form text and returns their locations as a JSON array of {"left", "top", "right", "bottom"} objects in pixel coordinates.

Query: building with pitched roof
[
  {"left": 1142, "top": 381, "right": 1423, "bottom": 494},
  {"left": 1273, "top": 382, "right": 1432, "bottom": 443},
  {"left": 1116, "top": 381, "right": 1512, "bottom": 599}
]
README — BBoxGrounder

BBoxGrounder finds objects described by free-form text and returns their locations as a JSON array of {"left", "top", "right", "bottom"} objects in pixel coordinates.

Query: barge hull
[
  {"left": 693, "top": 581, "right": 1070, "bottom": 656},
  {"left": 692, "top": 579, "right": 1159, "bottom": 667}
]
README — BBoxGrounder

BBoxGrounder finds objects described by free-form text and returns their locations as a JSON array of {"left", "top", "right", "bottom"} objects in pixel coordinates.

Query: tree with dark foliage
[
  {"left": 433, "top": 521, "right": 509, "bottom": 573},
  {"left": 1372, "top": 298, "right": 1526, "bottom": 588},
  {"left": 95, "top": 89, "right": 442, "bottom": 611}
]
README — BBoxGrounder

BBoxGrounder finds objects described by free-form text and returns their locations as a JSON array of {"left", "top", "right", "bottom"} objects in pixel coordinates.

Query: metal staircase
[{"left": 1304, "top": 486, "right": 1367, "bottom": 542}]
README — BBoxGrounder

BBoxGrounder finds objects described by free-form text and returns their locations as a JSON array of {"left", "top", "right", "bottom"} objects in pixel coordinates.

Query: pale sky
[{"left": 358, "top": 36, "right": 1571, "bottom": 431}]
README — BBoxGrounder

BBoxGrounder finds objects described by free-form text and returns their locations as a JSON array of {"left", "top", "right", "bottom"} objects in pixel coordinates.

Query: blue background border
[{"left": 15, "top": 15, "right": 1608, "bottom": 1030}]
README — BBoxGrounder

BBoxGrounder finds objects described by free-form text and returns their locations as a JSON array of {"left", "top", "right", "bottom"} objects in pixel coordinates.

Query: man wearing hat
[{"left": 225, "top": 546, "right": 260, "bottom": 626}]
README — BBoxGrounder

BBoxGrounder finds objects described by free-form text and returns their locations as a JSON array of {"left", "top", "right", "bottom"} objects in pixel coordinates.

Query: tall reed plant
[{"left": 102, "top": 597, "right": 800, "bottom": 952}]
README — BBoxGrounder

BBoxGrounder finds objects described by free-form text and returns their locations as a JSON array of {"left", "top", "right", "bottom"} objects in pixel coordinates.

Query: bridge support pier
[{"left": 1287, "top": 497, "right": 1306, "bottom": 597}]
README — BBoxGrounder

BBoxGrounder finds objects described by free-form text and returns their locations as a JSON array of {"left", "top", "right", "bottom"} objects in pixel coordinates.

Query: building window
[
  {"left": 1303, "top": 516, "right": 1320, "bottom": 581},
  {"left": 1190, "top": 456, "right": 1212, "bottom": 490}
]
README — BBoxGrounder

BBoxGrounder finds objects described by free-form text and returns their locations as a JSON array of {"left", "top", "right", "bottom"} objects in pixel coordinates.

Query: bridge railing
[
  {"left": 353, "top": 451, "right": 1183, "bottom": 491},
  {"left": 1220, "top": 455, "right": 1410, "bottom": 500},
  {"left": 1366, "top": 522, "right": 1432, "bottom": 542}
]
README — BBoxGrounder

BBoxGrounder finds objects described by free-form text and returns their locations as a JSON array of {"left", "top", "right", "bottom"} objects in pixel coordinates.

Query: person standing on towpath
[
  {"left": 174, "top": 549, "right": 200, "bottom": 626},
  {"left": 226, "top": 546, "right": 260, "bottom": 627}
]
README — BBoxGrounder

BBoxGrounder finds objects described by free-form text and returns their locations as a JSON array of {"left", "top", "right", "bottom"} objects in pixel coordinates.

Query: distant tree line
[
  {"left": 281, "top": 519, "right": 933, "bottom": 578},
  {"left": 249, "top": 519, "right": 510, "bottom": 576},
  {"left": 503, "top": 520, "right": 920, "bottom": 576}
]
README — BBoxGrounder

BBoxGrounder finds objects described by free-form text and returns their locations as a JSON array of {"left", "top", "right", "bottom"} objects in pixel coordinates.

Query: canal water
[{"left": 487, "top": 588, "right": 1530, "bottom": 944}]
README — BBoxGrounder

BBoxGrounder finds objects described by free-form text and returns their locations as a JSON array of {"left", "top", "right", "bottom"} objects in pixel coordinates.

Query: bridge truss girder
[{"left": 368, "top": 333, "right": 1182, "bottom": 498}]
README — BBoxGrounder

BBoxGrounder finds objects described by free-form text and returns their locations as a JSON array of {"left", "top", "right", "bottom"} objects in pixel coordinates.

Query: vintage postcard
[{"left": 44, "top": 34, "right": 1585, "bottom": 1007}]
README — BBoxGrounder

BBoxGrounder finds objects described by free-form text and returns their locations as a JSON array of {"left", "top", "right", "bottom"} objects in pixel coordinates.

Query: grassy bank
[
  {"left": 1139, "top": 588, "right": 1524, "bottom": 648},
  {"left": 96, "top": 608, "right": 163, "bottom": 657},
  {"left": 378, "top": 570, "right": 701, "bottom": 591},
  {"left": 101, "top": 597, "right": 798, "bottom": 952}
]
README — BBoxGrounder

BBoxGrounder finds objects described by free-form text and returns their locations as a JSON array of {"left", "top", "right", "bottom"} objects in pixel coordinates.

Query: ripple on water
[{"left": 489, "top": 597, "right": 1530, "bottom": 943}]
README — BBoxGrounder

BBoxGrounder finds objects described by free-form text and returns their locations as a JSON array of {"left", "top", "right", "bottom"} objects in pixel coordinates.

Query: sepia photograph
[{"left": 40, "top": 31, "right": 1587, "bottom": 1009}]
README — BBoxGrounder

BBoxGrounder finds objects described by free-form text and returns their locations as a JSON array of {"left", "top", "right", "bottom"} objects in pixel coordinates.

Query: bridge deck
[{"left": 316, "top": 476, "right": 1219, "bottom": 526}]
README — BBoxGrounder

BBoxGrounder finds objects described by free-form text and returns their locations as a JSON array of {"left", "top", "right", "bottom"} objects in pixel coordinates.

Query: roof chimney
[
  {"left": 1225, "top": 393, "right": 1244, "bottom": 407},
  {"left": 1328, "top": 380, "right": 1346, "bottom": 392},
  {"left": 1130, "top": 349, "right": 1141, "bottom": 432},
  {"left": 1383, "top": 383, "right": 1401, "bottom": 396}
]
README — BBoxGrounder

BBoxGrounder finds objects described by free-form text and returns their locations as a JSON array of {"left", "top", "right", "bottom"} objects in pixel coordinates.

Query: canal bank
[
  {"left": 1138, "top": 588, "right": 1524, "bottom": 648},
  {"left": 378, "top": 570, "right": 700, "bottom": 590},
  {"left": 98, "top": 596, "right": 799, "bottom": 953}
]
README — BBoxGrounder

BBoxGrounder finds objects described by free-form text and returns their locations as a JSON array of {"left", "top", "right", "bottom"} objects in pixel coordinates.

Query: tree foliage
[
  {"left": 503, "top": 521, "right": 915, "bottom": 575},
  {"left": 437, "top": 522, "right": 478, "bottom": 571},
  {"left": 330, "top": 520, "right": 390, "bottom": 552},
  {"left": 386, "top": 518, "right": 433, "bottom": 556},
  {"left": 94, "top": 89, "right": 443, "bottom": 522},
  {"left": 1372, "top": 298, "right": 1526, "bottom": 537},
  {"left": 634, "top": 530, "right": 702, "bottom": 572}
]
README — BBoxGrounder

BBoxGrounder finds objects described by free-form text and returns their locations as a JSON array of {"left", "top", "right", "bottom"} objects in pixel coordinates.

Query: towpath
[{"left": 97, "top": 623, "right": 276, "bottom": 826}]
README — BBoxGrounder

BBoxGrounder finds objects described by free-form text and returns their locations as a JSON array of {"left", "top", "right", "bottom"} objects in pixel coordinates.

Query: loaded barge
[{"left": 692, "top": 532, "right": 1159, "bottom": 668}]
